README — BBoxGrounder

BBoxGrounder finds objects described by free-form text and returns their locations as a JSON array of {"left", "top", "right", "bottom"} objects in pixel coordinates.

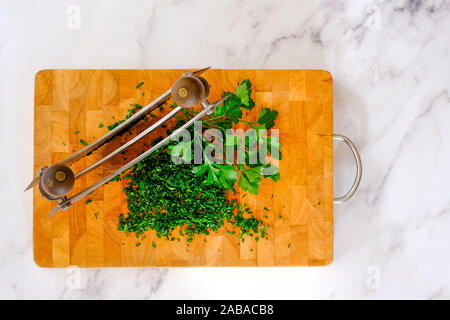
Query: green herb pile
[
  {"left": 118, "top": 146, "right": 263, "bottom": 241},
  {"left": 109, "top": 79, "right": 281, "bottom": 243}
]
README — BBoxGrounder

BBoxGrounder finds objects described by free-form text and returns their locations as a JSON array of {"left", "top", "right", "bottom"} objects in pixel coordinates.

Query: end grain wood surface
[{"left": 33, "top": 69, "right": 333, "bottom": 267}]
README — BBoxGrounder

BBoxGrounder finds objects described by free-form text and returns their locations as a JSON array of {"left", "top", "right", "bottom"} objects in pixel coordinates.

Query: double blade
[{"left": 47, "top": 93, "right": 232, "bottom": 218}]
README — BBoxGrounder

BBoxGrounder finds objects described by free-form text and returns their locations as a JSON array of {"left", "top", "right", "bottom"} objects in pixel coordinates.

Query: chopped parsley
[
  {"left": 109, "top": 79, "right": 282, "bottom": 244},
  {"left": 136, "top": 82, "right": 144, "bottom": 89}
]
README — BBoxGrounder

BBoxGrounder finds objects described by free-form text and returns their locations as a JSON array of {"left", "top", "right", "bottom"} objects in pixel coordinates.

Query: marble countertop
[{"left": 1, "top": 0, "right": 449, "bottom": 299}]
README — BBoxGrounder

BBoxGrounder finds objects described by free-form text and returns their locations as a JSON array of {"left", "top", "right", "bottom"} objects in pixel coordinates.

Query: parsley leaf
[
  {"left": 136, "top": 82, "right": 144, "bottom": 89},
  {"left": 235, "top": 79, "right": 254, "bottom": 110},
  {"left": 168, "top": 140, "right": 193, "bottom": 163},
  {"left": 238, "top": 167, "right": 262, "bottom": 194},
  {"left": 217, "top": 165, "right": 238, "bottom": 190},
  {"left": 214, "top": 93, "right": 242, "bottom": 124},
  {"left": 257, "top": 108, "right": 278, "bottom": 129},
  {"left": 213, "top": 80, "right": 253, "bottom": 123},
  {"left": 192, "top": 155, "right": 221, "bottom": 185},
  {"left": 235, "top": 81, "right": 250, "bottom": 107}
]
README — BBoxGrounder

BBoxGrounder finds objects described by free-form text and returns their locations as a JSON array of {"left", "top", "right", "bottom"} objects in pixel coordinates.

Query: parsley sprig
[{"left": 172, "top": 79, "right": 281, "bottom": 194}]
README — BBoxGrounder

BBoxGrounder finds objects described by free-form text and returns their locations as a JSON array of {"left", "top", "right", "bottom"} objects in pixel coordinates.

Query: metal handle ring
[{"left": 333, "top": 134, "right": 362, "bottom": 204}]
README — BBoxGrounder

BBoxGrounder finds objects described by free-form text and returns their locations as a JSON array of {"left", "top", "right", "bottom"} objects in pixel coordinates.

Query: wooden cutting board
[{"left": 33, "top": 69, "right": 333, "bottom": 267}]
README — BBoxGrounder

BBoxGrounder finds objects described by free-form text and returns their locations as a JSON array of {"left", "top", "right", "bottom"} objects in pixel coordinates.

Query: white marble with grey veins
[{"left": 0, "top": 0, "right": 449, "bottom": 299}]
